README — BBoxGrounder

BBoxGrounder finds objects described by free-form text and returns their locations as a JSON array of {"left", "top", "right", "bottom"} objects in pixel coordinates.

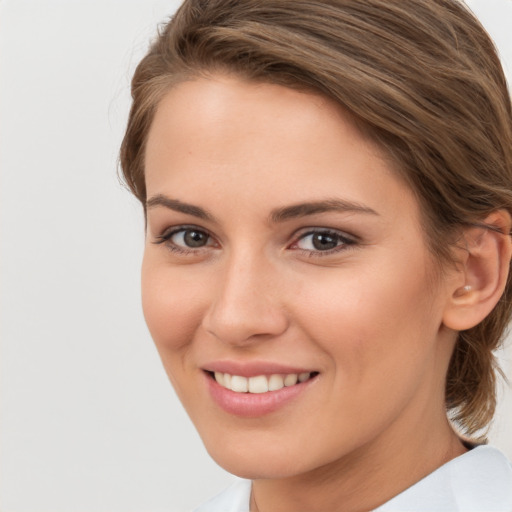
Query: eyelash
[
  {"left": 153, "top": 225, "right": 215, "bottom": 255},
  {"left": 290, "top": 229, "right": 357, "bottom": 257},
  {"left": 152, "top": 225, "right": 358, "bottom": 257}
]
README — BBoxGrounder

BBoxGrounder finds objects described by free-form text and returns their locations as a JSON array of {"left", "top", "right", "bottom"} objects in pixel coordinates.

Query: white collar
[{"left": 376, "top": 445, "right": 512, "bottom": 511}]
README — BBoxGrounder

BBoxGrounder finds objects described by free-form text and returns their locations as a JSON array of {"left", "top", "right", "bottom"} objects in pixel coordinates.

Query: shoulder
[
  {"left": 376, "top": 445, "right": 512, "bottom": 511},
  {"left": 193, "top": 478, "right": 251, "bottom": 512}
]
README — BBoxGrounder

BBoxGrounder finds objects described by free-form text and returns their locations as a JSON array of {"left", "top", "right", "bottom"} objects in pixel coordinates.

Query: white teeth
[
  {"left": 298, "top": 372, "right": 311, "bottom": 383},
  {"left": 230, "top": 375, "right": 248, "bottom": 392},
  {"left": 284, "top": 373, "right": 298, "bottom": 386},
  {"left": 248, "top": 375, "right": 269, "bottom": 394},
  {"left": 213, "top": 371, "right": 314, "bottom": 393},
  {"left": 268, "top": 374, "right": 285, "bottom": 391}
]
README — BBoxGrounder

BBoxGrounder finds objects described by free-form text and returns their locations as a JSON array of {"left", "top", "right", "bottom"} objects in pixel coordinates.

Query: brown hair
[{"left": 120, "top": 0, "right": 512, "bottom": 437}]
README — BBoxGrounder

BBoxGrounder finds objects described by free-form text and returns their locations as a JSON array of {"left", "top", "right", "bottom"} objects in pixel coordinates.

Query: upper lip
[{"left": 202, "top": 360, "right": 317, "bottom": 377}]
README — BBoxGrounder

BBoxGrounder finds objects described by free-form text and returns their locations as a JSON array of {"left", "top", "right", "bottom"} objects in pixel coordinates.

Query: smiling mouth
[{"left": 206, "top": 371, "right": 319, "bottom": 394}]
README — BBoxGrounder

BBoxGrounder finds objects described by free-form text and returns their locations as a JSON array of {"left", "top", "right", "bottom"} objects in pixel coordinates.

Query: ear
[{"left": 442, "top": 210, "right": 512, "bottom": 331}]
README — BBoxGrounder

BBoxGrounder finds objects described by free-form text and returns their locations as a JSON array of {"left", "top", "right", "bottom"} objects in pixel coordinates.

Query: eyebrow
[
  {"left": 146, "top": 194, "right": 216, "bottom": 221},
  {"left": 269, "top": 199, "right": 378, "bottom": 223},
  {"left": 146, "top": 194, "right": 378, "bottom": 223}
]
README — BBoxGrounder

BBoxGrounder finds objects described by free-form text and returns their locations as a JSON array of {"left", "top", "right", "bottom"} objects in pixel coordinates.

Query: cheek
[
  {"left": 294, "top": 254, "right": 440, "bottom": 376},
  {"left": 141, "top": 256, "right": 206, "bottom": 353},
  {"left": 141, "top": 257, "right": 212, "bottom": 404}
]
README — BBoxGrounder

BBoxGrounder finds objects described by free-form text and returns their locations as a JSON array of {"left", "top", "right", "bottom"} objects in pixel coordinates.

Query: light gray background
[{"left": 0, "top": 1, "right": 511, "bottom": 511}]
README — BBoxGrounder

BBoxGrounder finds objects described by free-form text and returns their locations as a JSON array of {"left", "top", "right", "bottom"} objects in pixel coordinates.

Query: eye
[
  {"left": 291, "top": 229, "right": 356, "bottom": 254},
  {"left": 171, "top": 228, "right": 210, "bottom": 248},
  {"left": 153, "top": 225, "right": 216, "bottom": 253}
]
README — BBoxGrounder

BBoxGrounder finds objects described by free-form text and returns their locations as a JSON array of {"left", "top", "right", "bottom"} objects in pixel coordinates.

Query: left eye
[{"left": 294, "top": 230, "right": 353, "bottom": 252}]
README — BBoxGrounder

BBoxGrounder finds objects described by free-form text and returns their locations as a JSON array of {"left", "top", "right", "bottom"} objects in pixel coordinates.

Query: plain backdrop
[{"left": 1, "top": 1, "right": 511, "bottom": 511}]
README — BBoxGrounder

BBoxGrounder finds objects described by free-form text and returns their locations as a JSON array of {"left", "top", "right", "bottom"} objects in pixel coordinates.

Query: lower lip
[{"left": 205, "top": 373, "right": 316, "bottom": 417}]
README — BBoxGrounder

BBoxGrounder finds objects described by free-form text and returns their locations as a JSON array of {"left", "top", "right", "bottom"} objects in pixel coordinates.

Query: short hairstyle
[{"left": 120, "top": 0, "right": 512, "bottom": 437}]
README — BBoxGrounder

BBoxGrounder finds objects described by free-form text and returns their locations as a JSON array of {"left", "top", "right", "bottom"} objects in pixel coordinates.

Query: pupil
[
  {"left": 313, "top": 233, "right": 337, "bottom": 250},
  {"left": 184, "top": 230, "right": 207, "bottom": 247}
]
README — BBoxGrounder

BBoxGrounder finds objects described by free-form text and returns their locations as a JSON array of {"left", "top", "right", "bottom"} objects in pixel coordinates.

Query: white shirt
[{"left": 193, "top": 445, "right": 512, "bottom": 511}]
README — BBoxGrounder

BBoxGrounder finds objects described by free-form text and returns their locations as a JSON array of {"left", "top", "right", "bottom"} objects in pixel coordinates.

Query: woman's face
[{"left": 142, "top": 75, "right": 458, "bottom": 479}]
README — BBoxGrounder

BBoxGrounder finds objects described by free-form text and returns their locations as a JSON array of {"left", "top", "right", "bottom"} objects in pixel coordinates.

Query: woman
[{"left": 120, "top": 1, "right": 512, "bottom": 510}]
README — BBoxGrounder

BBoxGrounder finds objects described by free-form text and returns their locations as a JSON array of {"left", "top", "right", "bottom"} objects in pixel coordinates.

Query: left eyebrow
[{"left": 269, "top": 199, "right": 379, "bottom": 223}]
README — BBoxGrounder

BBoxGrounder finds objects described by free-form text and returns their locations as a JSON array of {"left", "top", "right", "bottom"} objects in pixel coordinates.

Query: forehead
[
  {"left": 146, "top": 75, "right": 351, "bottom": 162},
  {"left": 144, "top": 75, "right": 419, "bottom": 225}
]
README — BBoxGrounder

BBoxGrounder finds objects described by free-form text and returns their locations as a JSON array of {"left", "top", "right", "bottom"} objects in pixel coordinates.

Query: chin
[
  {"left": 209, "top": 449, "right": 303, "bottom": 480},
  {"left": 202, "top": 427, "right": 343, "bottom": 481}
]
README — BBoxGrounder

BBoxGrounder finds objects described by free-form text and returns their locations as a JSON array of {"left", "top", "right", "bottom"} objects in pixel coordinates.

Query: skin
[{"left": 142, "top": 75, "right": 469, "bottom": 512}]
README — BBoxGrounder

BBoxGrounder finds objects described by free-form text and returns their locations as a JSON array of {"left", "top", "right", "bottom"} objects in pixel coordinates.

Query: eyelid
[
  {"left": 152, "top": 224, "right": 218, "bottom": 250},
  {"left": 288, "top": 227, "right": 358, "bottom": 255},
  {"left": 290, "top": 226, "right": 358, "bottom": 242},
  {"left": 151, "top": 224, "right": 357, "bottom": 257}
]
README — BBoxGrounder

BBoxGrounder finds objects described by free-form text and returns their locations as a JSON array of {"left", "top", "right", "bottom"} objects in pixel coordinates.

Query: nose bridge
[{"left": 202, "top": 245, "right": 288, "bottom": 345}]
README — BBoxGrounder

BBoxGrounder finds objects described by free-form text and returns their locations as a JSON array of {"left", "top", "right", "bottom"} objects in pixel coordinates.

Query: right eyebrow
[{"left": 146, "top": 194, "right": 216, "bottom": 222}]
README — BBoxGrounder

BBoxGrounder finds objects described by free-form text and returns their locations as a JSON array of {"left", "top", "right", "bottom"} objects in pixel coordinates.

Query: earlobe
[{"left": 442, "top": 210, "right": 512, "bottom": 331}]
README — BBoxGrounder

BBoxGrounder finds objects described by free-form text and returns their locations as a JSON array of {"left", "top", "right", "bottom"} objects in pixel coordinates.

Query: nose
[{"left": 201, "top": 250, "right": 289, "bottom": 346}]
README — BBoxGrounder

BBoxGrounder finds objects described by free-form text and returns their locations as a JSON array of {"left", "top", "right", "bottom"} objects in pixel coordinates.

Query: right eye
[
  {"left": 153, "top": 226, "right": 216, "bottom": 253},
  {"left": 170, "top": 228, "right": 210, "bottom": 248}
]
